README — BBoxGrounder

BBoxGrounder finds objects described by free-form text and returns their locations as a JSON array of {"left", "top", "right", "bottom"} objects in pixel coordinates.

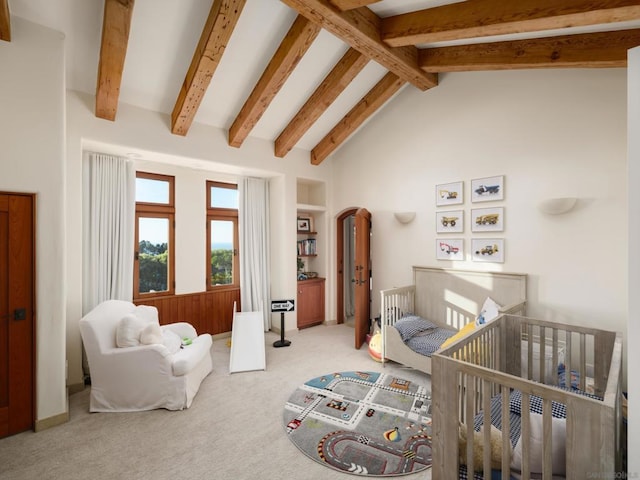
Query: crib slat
[
  {"left": 539, "top": 326, "right": 547, "bottom": 383},
  {"left": 527, "top": 323, "right": 534, "bottom": 380},
  {"left": 551, "top": 328, "right": 559, "bottom": 385},
  {"left": 464, "top": 374, "right": 475, "bottom": 473},
  {"left": 521, "top": 393, "right": 531, "bottom": 479},
  {"left": 542, "top": 399, "right": 553, "bottom": 480},
  {"left": 579, "top": 333, "right": 586, "bottom": 391},
  {"left": 500, "top": 387, "right": 511, "bottom": 478},
  {"left": 565, "top": 330, "right": 572, "bottom": 385},
  {"left": 483, "top": 379, "right": 492, "bottom": 477}
]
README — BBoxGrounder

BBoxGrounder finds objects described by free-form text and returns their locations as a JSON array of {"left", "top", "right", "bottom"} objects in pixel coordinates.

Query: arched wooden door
[{"left": 354, "top": 208, "right": 371, "bottom": 349}]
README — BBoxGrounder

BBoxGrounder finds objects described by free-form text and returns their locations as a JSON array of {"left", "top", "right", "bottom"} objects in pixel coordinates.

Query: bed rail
[
  {"left": 380, "top": 286, "right": 415, "bottom": 362},
  {"left": 431, "top": 314, "right": 623, "bottom": 480}
]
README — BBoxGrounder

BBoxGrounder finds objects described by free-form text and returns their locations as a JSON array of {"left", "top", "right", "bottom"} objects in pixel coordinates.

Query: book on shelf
[{"left": 297, "top": 238, "right": 316, "bottom": 255}]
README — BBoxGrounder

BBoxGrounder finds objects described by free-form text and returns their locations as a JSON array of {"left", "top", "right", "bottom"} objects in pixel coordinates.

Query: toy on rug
[
  {"left": 458, "top": 422, "right": 509, "bottom": 471},
  {"left": 368, "top": 332, "right": 383, "bottom": 362}
]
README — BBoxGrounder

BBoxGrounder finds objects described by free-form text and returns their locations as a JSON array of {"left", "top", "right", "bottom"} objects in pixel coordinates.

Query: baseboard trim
[
  {"left": 35, "top": 410, "right": 69, "bottom": 432},
  {"left": 67, "top": 382, "right": 85, "bottom": 395},
  {"left": 211, "top": 331, "right": 231, "bottom": 340}
]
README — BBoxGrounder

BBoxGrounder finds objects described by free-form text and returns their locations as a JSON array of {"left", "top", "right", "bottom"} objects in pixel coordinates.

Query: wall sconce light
[
  {"left": 538, "top": 197, "right": 578, "bottom": 215},
  {"left": 394, "top": 211, "right": 416, "bottom": 224}
]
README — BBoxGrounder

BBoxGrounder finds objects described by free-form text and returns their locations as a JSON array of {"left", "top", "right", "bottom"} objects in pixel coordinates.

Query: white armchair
[{"left": 79, "top": 300, "right": 213, "bottom": 412}]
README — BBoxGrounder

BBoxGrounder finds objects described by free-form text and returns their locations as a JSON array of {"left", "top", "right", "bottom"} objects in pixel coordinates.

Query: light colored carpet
[{"left": 0, "top": 324, "right": 432, "bottom": 480}]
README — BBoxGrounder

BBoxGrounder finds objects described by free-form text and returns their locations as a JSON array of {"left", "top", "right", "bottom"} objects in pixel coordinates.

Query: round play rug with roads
[{"left": 282, "top": 371, "right": 432, "bottom": 477}]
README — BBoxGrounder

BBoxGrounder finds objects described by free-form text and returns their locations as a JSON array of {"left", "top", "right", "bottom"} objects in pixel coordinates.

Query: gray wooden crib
[{"left": 431, "top": 314, "right": 624, "bottom": 479}]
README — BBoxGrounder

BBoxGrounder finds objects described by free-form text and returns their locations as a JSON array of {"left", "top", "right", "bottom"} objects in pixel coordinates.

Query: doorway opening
[
  {"left": 336, "top": 209, "right": 356, "bottom": 327},
  {"left": 336, "top": 207, "right": 371, "bottom": 349}
]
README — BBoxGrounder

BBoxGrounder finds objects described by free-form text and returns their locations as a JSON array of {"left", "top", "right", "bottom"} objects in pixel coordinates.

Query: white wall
[
  {"left": 66, "top": 91, "right": 332, "bottom": 388},
  {"left": 0, "top": 18, "right": 67, "bottom": 423},
  {"left": 627, "top": 46, "right": 639, "bottom": 476},
  {"left": 331, "top": 68, "right": 629, "bottom": 382}
]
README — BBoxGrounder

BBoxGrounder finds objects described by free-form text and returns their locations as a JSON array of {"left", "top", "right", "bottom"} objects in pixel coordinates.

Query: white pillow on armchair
[
  {"left": 140, "top": 322, "right": 163, "bottom": 345},
  {"left": 116, "top": 305, "right": 162, "bottom": 347},
  {"left": 116, "top": 313, "right": 146, "bottom": 347}
]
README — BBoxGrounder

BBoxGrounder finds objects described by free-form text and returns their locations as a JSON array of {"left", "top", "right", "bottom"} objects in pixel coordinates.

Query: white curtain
[
  {"left": 239, "top": 177, "right": 271, "bottom": 330},
  {"left": 84, "top": 152, "right": 135, "bottom": 312}
]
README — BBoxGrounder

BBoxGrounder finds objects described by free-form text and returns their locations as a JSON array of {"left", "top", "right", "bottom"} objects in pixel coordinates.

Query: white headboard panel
[{"left": 412, "top": 266, "right": 527, "bottom": 329}]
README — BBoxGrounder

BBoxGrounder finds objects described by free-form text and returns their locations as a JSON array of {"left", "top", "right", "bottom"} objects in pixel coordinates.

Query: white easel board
[{"left": 229, "top": 304, "right": 266, "bottom": 374}]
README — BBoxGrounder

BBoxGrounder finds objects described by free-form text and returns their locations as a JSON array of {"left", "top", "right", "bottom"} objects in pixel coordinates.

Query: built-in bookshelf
[
  {"left": 296, "top": 213, "right": 318, "bottom": 275},
  {"left": 296, "top": 178, "right": 326, "bottom": 279},
  {"left": 296, "top": 178, "right": 326, "bottom": 328}
]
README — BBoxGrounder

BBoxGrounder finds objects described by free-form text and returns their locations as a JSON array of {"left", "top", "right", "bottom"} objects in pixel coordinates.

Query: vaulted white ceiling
[{"left": 5, "top": 0, "right": 640, "bottom": 163}]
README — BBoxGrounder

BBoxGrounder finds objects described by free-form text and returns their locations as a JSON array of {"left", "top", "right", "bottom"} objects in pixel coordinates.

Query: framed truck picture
[
  {"left": 471, "top": 175, "right": 504, "bottom": 203},
  {"left": 436, "top": 210, "right": 463, "bottom": 233},
  {"left": 471, "top": 207, "right": 504, "bottom": 232}
]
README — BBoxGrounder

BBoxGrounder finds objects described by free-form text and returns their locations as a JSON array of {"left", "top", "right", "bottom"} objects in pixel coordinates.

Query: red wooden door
[
  {"left": 0, "top": 193, "right": 35, "bottom": 438},
  {"left": 354, "top": 208, "right": 371, "bottom": 349}
]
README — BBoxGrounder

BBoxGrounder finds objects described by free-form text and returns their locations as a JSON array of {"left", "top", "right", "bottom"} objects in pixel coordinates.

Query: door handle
[{"left": 1, "top": 309, "right": 26, "bottom": 321}]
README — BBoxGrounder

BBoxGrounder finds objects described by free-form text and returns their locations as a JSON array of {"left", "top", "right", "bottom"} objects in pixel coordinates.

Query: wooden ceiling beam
[
  {"left": 382, "top": 0, "right": 640, "bottom": 47},
  {"left": 311, "top": 72, "right": 405, "bottom": 165},
  {"left": 171, "top": 0, "right": 246, "bottom": 136},
  {"left": 329, "top": 0, "right": 381, "bottom": 10},
  {"left": 228, "top": 15, "right": 321, "bottom": 148},
  {"left": 0, "top": 0, "right": 10, "bottom": 42},
  {"left": 419, "top": 29, "right": 640, "bottom": 72},
  {"left": 275, "top": 48, "right": 369, "bottom": 158},
  {"left": 280, "top": 0, "right": 437, "bottom": 91},
  {"left": 95, "top": 0, "right": 135, "bottom": 121}
]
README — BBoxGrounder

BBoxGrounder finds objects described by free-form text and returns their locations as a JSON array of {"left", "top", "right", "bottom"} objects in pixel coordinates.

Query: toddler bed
[
  {"left": 431, "top": 313, "right": 623, "bottom": 479},
  {"left": 379, "top": 266, "right": 527, "bottom": 374}
]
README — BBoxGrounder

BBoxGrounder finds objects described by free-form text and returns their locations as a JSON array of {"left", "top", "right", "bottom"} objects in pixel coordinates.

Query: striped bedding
[{"left": 392, "top": 313, "right": 456, "bottom": 357}]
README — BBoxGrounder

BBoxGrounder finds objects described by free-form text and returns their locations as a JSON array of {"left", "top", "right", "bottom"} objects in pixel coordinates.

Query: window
[
  {"left": 134, "top": 172, "right": 175, "bottom": 298},
  {"left": 207, "top": 181, "right": 239, "bottom": 289}
]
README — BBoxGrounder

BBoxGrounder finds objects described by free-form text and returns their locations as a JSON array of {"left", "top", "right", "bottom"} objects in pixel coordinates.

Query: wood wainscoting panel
[{"left": 135, "top": 288, "right": 239, "bottom": 335}]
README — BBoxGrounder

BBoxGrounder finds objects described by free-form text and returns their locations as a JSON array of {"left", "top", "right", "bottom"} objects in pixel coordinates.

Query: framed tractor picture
[
  {"left": 471, "top": 175, "right": 504, "bottom": 203},
  {"left": 471, "top": 238, "right": 504, "bottom": 263}
]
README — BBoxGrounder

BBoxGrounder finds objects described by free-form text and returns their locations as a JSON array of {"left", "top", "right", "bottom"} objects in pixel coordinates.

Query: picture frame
[
  {"left": 436, "top": 238, "right": 464, "bottom": 261},
  {"left": 471, "top": 175, "right": 504, "bottom": 203},
  {"left": 297, "top": 217, "right": 311, "bottom": 232},
  {"left": 471, "top": 238, "right": 504, "bottom": 263},
  {"left": 471, "top": 207, "right": 504, "bottom": 232},
  {"left": 436, "top": 181, "right": 463, "bottom": 206},
  {"left": 436, "top": 210, "right": 464, "bottom": 233}
]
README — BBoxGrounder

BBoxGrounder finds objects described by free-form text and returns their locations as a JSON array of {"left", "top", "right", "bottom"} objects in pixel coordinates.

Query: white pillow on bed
[
  {"left": 393, "top": 314, "right": 438, "bottom": 342},
  {"left": 510, "top": 412, "right": 566, "bottom": 475},
  {"left": 476, "top": 297, "right": 501, "bottom": 325}
]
